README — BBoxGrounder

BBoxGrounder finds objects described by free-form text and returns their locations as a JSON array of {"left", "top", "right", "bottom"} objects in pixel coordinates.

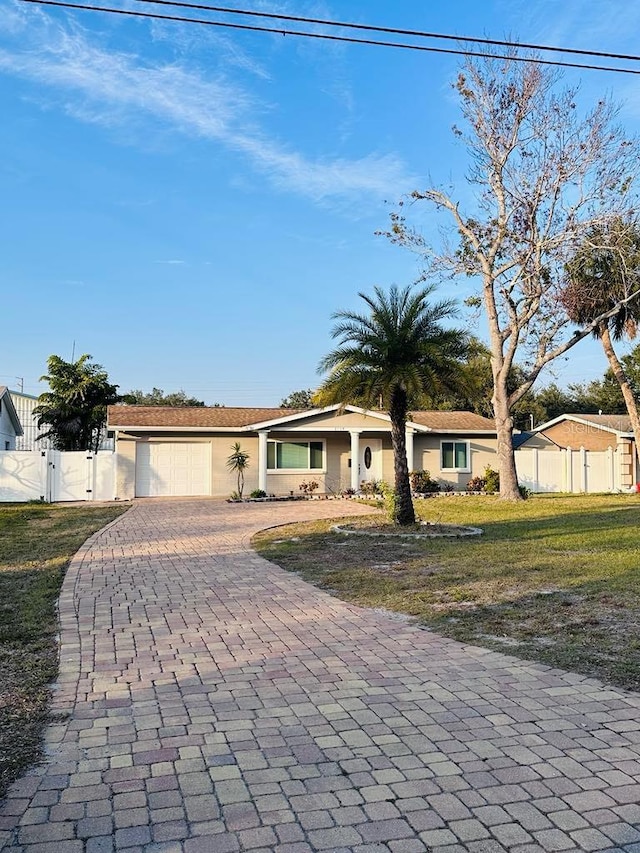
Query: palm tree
[
  {"left": 563, "top": 220, "right": 640, "bottom": 471},
  {"left": 316, "top": 284, "right": 469, "bottom": 526},
  {"left": 34, "top": 354, "right": 121, "bottom": 452},
  {"left": 226, "top": 442, "right": 250, "bottom": 499}
]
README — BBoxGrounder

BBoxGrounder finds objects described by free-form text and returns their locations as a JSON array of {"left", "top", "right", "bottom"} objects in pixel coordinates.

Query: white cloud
[{"left": 0, "top": 2, "right": 414, "bottom": 202}]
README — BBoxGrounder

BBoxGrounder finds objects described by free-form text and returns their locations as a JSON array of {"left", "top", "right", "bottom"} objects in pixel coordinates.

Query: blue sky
[{"left": 3, "top": 0, "right": 640, "bottom": 405}]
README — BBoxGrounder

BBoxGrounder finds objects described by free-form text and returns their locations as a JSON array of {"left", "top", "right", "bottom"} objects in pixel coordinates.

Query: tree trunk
[
  {"left": 600, "top": 325, "right": 640, "bottom": 479},
  {"left": 493, "top": 380, "right": 522, "bottom": 500},
  {"left": 389, "top": 389, "right": 416, "bottom": 525}
]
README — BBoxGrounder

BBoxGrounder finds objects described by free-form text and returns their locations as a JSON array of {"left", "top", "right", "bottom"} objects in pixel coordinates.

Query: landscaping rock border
[{"left": 331, "top": 521, "right": 483, "bottom": 539}]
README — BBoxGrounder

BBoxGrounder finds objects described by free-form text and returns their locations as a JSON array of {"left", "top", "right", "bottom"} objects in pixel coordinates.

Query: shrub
[
  {"left": 250, "top": 489, "right": 267, "bottom": 498},
  {"left": 483, "top": 466, "right": 500, "bottom": 493},
  {"left": 359, "top": 479, "right": 387, "bottom": 496},
  {"left": 518, "top": 484, "right": 532, "bottom": 499},
  {"left": 379, "top": 481, "right": 399, "bottom": 523},
  {"left": 299, "top": 480, "right": 319, "bottom": 495},
  {"left": 466, "top": 475, "right": 486, "bottom": 492},
  {"left": 410, "top": 470, "right": 441, "bottom": 494}
]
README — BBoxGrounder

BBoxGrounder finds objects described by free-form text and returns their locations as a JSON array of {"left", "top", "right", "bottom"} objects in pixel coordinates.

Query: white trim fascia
[
  {"left": 425, "top": 429, "right": 496, "bottom": 436},
  {"left": 111, "top": 425, "right": 250, "bottom": 433},
  {"left": 533, "top": 413, "right": 632, "bottom": 437},
  {"left": 246, "top": 403, "right": 422, "bottom": 431},
  {"left": 109, "top": 422, "right": 496, "bottom": 436}
]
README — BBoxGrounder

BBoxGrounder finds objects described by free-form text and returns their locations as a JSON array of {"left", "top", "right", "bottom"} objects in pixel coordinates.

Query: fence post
[
  {"left": 565, "top": 447, "right": 573, "bottom": 493},
  {"left": 580, "top": 446, "right": 587, "bottom": 493},
  {"left": 532, "top": 448, "right": 539, "bottom": 492}
]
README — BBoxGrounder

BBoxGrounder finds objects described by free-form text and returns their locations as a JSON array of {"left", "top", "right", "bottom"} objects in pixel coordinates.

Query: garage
[{"left": 135, "top": 441, "right": 211, "bottom": 497}]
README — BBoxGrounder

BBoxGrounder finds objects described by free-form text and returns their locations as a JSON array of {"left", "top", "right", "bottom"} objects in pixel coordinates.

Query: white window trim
[
  {"left": 440, "top": 439, "right": 471, "bottom": 473},
  {"left": 267, "top": 438, "right": 327, "bottom": 473}
]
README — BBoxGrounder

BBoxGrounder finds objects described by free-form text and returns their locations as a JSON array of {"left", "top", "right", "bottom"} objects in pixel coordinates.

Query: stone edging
[{"left": 331, "top": 522, "right": 483, "bottom": 539}]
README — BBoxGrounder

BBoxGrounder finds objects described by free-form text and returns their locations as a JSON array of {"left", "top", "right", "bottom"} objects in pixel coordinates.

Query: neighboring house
[
  {"left": 0, "top": 387, "right": 23, "bottom": 450},
  {"left": 9, "top": 389, "right": 114, "bottom": 451},
  {"left": 8, "top": 390, "right": 50, "bottom": 451},
  {"left": 519, "top": 413, "right": 639, "bottom": 488},
  {"left": 107, "top": 404, "right": 498, "bottom": 500}
]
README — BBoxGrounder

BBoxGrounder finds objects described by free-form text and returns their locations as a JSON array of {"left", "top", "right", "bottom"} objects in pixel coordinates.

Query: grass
[
  {"left": 252, "top": 494, "right": 640, "bottom": 692},
  {"left": 0, "top": 502, "right": 126, "bottom": 798}
]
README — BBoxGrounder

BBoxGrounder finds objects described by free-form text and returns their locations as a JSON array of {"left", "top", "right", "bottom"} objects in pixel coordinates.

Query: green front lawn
[
  {"left": 253, "top": 494, "right": 640, "bottom": 691},
  {"left": 0, "top": 502, "right": 126, "bottom": 798}
]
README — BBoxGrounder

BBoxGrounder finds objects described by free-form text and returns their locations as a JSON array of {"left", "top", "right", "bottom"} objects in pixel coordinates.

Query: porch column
[
  {"left": 405, "top": 429, "right": 415, "bottom": 472},
  {"left": 349, "top": 430, "right": 361, "bottom": 492},
  {"left": 258, "top": 431, "right": 269, "bottom": 492}
]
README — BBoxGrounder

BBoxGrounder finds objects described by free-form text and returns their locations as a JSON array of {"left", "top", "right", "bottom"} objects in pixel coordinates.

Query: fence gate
[{"left": 48, "top": 451, "right": 94, "bottom": 502}]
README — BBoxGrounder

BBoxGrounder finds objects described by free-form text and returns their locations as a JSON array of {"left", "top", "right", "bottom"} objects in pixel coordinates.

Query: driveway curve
[{"left": 2, "top": 498, "right": 640, "bottom": 853}]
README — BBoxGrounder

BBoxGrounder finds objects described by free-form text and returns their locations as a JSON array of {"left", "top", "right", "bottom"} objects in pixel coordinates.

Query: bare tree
[{"left": 386, "top": 52, "right": 639, "bottom": 499}]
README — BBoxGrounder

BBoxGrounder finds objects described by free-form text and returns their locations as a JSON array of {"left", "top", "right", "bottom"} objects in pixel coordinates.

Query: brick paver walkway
[{"left": 2, "top": 499, "right": 640, "bottom": 853}]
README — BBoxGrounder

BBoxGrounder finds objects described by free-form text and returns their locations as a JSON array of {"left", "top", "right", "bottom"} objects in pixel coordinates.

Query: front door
[{"left": 358, "top": 439, "right": 382, "bottom": 485}]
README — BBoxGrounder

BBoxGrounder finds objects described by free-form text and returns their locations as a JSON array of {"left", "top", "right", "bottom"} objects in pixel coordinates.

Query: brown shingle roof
[
  {"left": 409, "top": 410, "right": 496, "bottom": 431},
  {"left": 108, "top": 405, "right": 497, "bottom": 432},
  {"left": 107, "top": 406, "right": 307, "bottom": 428},
  {"left": 562, "top": 413, "right": 633, "bottom": 433}
]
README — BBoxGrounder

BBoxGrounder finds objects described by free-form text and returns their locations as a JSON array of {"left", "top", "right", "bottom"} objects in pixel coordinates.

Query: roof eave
[{"left": 1, "top": 389, "right": 24, "bottom": 436}]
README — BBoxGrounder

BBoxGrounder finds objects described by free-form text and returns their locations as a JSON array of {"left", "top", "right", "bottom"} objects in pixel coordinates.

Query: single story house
[
  {"left": 0, "top": 387, "right": 23, "bottom": 451},
  {"left": 107, "top": 404, "right": 498, "bottom": 499},
  {"left": 519, "top": 413, "right": 639, "bottom": 488}
]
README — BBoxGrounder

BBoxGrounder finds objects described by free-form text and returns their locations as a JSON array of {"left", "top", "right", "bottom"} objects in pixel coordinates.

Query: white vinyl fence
[
  {"left": 0, "top": 450, "right": 116, "bottom": 502},
  {"left": 515, "top": 447, "right": 623, "bottom": 493}
]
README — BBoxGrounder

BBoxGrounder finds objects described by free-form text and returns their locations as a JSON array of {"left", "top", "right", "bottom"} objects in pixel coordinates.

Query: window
[
  {"left": 267, "top": 440, "right": 324, "bottom": 470},
  {"left": 441, "top": 440, "right": 470, "bottom": 472}
]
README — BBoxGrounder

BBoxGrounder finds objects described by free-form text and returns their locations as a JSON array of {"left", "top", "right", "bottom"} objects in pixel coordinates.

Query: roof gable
[{"left": 534, "top": 413, "right": 633, "bottom": 436}]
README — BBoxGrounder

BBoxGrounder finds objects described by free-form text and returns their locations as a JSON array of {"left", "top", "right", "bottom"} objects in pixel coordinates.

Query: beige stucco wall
[
  {"left": 115, "top": 427, "right": 499, "bottom": 498},
  {"left": 117, "top": 431, "right": 356, "bottom": 498},
  {"left": 115, "top": 436, "right": 136, "bottom": 500},
  {"left": 263, "top": 432, "right": 349, "bottom": 496},
  {"left": 541, "top": 421, "right": 619, "bottom": 451},
  {"left": 281, "top": 410, "right": 391, "bottom": 431},
  {"left": 210, "top": 435, "right": 259, "bottom": 496},
  {"left": 414, "top": 434, "right": 498, "bottom": 490}
]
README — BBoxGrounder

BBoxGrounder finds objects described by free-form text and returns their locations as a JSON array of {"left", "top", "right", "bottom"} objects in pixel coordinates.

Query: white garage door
[{"left": 135, "top": 442, "right": 211, "bottom": 497}]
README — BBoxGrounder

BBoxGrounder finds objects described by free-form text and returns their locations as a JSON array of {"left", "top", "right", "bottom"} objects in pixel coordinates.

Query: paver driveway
[{"left": 2, "top": 499, "right": 640, "bottom": 853}]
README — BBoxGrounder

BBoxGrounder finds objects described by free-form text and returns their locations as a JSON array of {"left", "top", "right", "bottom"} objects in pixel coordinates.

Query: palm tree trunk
[
  {"left": 389, "top": 389, "right": 416, "bottom": 525},
  {"left": 600, "top": 325, "right": 640, "bottom": 479}
]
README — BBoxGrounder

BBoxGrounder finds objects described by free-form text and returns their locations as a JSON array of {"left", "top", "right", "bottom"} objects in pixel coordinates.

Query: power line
[
  {"left": 17, "top": 0, "right": 640, "bottom": 76},
  {"left": 133, "top": 1, "right": 640, "bottom": 66}
]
